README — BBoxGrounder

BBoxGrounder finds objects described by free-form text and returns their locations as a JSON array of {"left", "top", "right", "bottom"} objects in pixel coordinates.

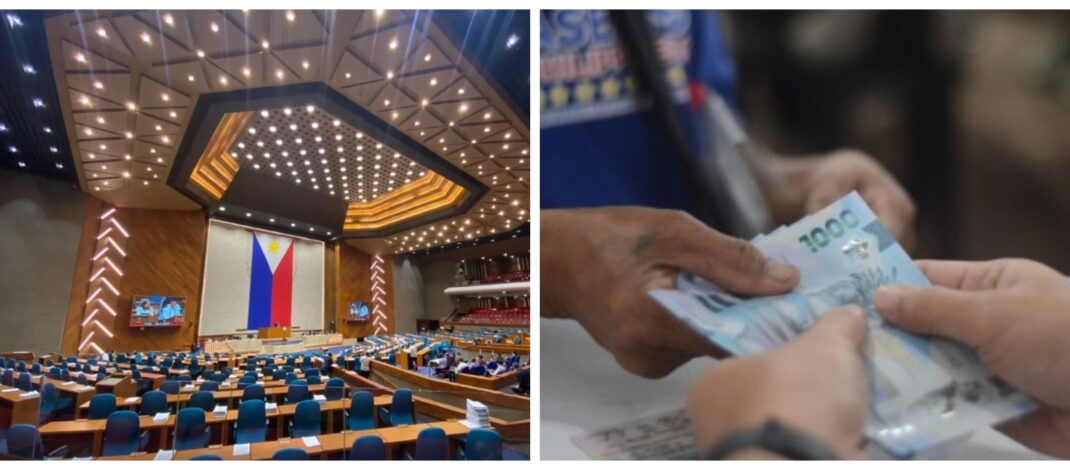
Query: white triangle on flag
[{"left": 254, "top": 232, "right": 294, "bottom": 273}]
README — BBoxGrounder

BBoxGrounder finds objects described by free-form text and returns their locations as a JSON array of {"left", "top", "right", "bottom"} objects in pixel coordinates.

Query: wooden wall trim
[
  {"left": 60, "top": 197, "right": 104, "bottom": 356},
  {"left": 370, "top": 360, "right": 529, "bottom": 409}
]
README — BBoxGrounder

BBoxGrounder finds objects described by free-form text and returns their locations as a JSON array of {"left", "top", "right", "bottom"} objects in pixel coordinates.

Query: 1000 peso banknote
[{"left": 651, "top": 192, "right": 1036, "bottom": 458}]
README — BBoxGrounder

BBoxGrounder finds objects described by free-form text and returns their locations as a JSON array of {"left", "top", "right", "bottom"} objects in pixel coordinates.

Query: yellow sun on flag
[{"left": 267, "top": 239, "right": 281, "bottom": 255}]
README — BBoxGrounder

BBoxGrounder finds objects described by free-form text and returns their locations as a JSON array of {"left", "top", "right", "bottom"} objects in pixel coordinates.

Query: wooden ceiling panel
[{"left": 47, "top": 10, "right": 529, "bottom": 248}]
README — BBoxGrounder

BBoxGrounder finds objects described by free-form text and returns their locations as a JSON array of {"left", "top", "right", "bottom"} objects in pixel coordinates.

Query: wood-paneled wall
[
  {"left": 60, "top": 203, "right": 394, "bottom": 355},
  {"left": 330, "top": 241, "right": 395, "bottom": 338},
  {"left": 61, "top": 207, "right": 208, "bottom": 354}
]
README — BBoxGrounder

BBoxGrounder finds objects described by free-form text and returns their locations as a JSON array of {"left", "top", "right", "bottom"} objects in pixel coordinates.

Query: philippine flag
[{"left": 247, "top": 232, "right": 294, "bottom": 329}]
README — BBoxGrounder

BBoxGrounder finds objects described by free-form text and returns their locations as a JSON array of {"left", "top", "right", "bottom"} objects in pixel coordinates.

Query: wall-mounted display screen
[
  {"left": 130, "top": 295, "right": 186, "bottom": 327},
  {"left": 348, "top": 301, "right": 369, "bottom": 322}
]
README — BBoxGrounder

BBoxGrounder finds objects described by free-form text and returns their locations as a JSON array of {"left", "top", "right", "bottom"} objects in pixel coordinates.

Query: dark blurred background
[{"left": 721, "top": 11, "right": 1070, "bottom": 270}]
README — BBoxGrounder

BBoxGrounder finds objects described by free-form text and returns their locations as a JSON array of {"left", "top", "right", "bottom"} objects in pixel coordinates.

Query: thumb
[
  {"left": 803, "top": 305, "right": 868, "bottom": 348},
  {"left": 874, "top": 284, "right": 992, "bottom": 348}
]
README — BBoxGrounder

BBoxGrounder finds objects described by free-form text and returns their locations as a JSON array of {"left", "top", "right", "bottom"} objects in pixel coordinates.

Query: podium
[
  {"left": 397, "top": 350, "right": 411, "bottom": 370},
  {"left": 96, "top": 375, "right": 136, "bottom": 398},
  {"left": 258, "top": 326, "right": 291, "bottom": 340}
]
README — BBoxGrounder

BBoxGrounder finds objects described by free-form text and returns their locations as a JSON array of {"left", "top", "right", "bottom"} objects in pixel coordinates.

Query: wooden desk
[
  {"left": 257, "top": 327, "right": 291, "bottom": 340},
  {"left": 49, "top": 396, "right": 395, "bottom": 456},
  {"left": 0, "top": 387, "right": 42, "bottom": 427},
  {"left": 96, "top": 376, "right": 136, "bottom": 398},
  {"left": 93, "top": 420, "right": 475, "bottom": 461},
  {"left": 415, "top": 347, "right": 432, "bottom": 367}
]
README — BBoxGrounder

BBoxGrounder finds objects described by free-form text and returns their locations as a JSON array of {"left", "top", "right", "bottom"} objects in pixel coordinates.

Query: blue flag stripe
[{"left": 247, "top": 235, "right": 273, "bottom": 329}]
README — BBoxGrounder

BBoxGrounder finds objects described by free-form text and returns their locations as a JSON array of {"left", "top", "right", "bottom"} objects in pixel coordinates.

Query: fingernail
[
  {"left": 874, "top": 285, "right": 911, "bottom": 314},
  {"left": 764, "top": 258, "right": 798, "bottom": 283}
]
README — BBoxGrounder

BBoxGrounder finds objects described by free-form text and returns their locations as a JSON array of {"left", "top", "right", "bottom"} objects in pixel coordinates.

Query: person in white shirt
[
  {"left": 490, "top": 363, "right": 508, "bottom": 376},
  {"left": 358, "top": 354, "right": 372, "bottom": 378}
]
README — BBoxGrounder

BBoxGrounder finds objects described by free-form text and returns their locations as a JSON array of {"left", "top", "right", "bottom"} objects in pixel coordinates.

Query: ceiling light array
[
  {"left": 216, "top": 205, "right": 332, "bottom": 237},
  {"left": 229, "top": 106, "right": 428, "bottom": 203},
  {"left": 383, "top": 202, "right": 530, "bottom": 255},
  {"left": 55, "top": 11, "right": 529, "bottom": 256},
  {"left": 79, "top": 207, "right": 128, "bottom": 356}
]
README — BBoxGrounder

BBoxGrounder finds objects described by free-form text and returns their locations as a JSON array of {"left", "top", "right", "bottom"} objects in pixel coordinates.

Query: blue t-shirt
[{"left": 541, "top": 10, "right": 737, "bottom": 210}]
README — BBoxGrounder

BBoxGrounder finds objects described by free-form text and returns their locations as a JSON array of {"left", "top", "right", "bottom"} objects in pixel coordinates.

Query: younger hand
[
  {"left": 687, "top": 306, "right": 870, "bottom": 459},
  {"left": 875, "top": 259, "right": 1070, "bottom": 458}
]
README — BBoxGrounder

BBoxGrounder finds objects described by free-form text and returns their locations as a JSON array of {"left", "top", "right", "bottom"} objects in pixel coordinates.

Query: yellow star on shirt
[
  {"left": 666, "top": 66, "right": 687, "bottom": 87},
  {"left": 600, "top": 77, "right": 621, "bottom": 100},
  {"left": 574, "top": 81, "right": 596, "bottom": 104},
  {"left": 550, "top": 84, "right": 570, "bottom": 108}
]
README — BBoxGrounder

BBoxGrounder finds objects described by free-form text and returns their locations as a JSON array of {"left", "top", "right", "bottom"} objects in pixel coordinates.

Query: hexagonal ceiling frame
[{"left": 169, "top": 81, "right": 488, "bottom": 240}]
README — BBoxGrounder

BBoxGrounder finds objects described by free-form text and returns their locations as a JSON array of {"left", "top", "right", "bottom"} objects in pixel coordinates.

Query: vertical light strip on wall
[
  {"left": 77, "top": 206, "right": 129, "bottom": 356},
  {"left": 370, "top": 255, "right": 388, "bottom": 335}
]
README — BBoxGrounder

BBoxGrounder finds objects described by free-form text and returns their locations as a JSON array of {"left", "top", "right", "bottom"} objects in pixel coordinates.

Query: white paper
[
  {"left": 459, "top": 420, "right": 484, "bottom": 429},
  {"left": 19, "top": 391, "right": 40, "bottom": 399},
  {"left": 233, "top": 443, "right": 250, "bottom": 456},
  {"left": 125, "top": 397, "right": 139, "bottom": 403},
  {"left": 1, "top": 388, "right": 18, "bottom": 393},
  {"left": 212, "top": 405, "right": 228, "bottom": 417},
  {"left": 61, "top": 381, "right": 76, "bottom": 386},
  {"left": 302, "top": 436, "right": 320, "bottom": 447},
  {"left": 265, "top": 402, "right": 278, "bottom": 412},
  {"left": 153, "top": 450, "right": 175, "bottom": 461},
  {"left": 153, "top": 412, "right": 170, "bottom": 424},
  {"left": 256, "top": 381, "right": 264, "bottom": 385},
  {"left": 182, "top": 384, "right": 195, "bottom": 390},
  {"left": 571, "top": 407, "right": 699, "bottom": 460},
  {"left": 312, "top": 394, "right": 326, "bottom": 402}
]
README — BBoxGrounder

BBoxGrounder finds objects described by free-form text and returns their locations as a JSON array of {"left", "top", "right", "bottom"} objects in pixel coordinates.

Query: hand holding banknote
[
  {"left": 542, "top": 207, "right": 800, "bottom": 378},
  {"left": 876, "top": 258, "right": 1070, "bottom": 458},
  {"left": 688, "top": 306, "right": 870, "bottom": 459}
]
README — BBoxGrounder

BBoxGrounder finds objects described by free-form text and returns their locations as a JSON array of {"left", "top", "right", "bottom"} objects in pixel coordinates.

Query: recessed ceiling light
[
  {"left": 95, "top": 27, "right": 107, "bottom": 38},
  {"left": 140, "top": 31, "right": 152, "bottom": 44},
  {"left": 210, "top": 22, "right": 219, "bottom": 33},
  {"left": 286, "top": 11, "right": 296, "bottom": 22},
  {"left": 163, "top": 14, "right": 174, "bottom": 26}
]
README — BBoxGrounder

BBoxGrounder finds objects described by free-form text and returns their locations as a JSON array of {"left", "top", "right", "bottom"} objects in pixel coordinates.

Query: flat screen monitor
[
  {"left": 130, "top": 295, "right": 186, "bottom": 327},
  {"left": 348, "top": 300, "right": 369, "bottom": 322}
]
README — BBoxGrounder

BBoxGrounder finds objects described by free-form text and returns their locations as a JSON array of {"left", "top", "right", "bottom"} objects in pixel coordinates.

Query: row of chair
[{"left": 2, "top": 423, "right": 501, "bottom": 460}]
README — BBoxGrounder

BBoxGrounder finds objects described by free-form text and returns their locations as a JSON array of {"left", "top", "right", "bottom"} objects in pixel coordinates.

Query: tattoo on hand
[{"left": 633, "top": 232, "right": 656, "bottom": 256}]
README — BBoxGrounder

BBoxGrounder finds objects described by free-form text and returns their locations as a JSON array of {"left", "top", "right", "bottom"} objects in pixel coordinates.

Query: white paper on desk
[
  {"left": 302, "top": 436, "right": 320, "bottom": 447},
  {"left": 19, "top": 391, "right": 40, "bottom": 399},
  {"left": 459, "top": 420, "right": 486, "bottom": 429},
  {"left": 571, "top": 407, "right": 699, "bottom": 460},
  {"left": 1, "top": 388, "right": 18, "bottom": 393},
  {"left": 233, "top": 443, "right": 251, "bottom": 456},
  {"left": 212, "top": 405, "right": 228, "bottom": 418},
  {"left": 153, "top": 412, "right": 170, "bottom": 424},
  {"left": 154, "top": 450, "right": 175, "bottom": 460},
  {"left": 61, "top": 381, "right": 75, "bottom": 386},
  {"left": 182, "top": 384, "right": 194, "bottom": 390},
  {"left": 265, "top": 402, "right": 278, "bottom": 412},
  {"left": 125, "top": 397, "right": 139, "bottom": 403},
  {"left": 80, "top": 386, "right": 94, "bottom": 391},
  {"left": 256, "top": 381, "right": 264, "bottom": 385},
  {"left": 312, "top": 394, "right": 326, "bottom": 402}
]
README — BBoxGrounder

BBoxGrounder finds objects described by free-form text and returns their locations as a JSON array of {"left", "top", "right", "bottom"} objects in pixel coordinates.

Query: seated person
[{"left": 490, "top": 362, "right": 509, "bottom": 376}]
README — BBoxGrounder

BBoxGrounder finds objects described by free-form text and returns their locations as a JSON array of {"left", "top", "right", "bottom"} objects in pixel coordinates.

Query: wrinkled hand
[
  {"left": 782, "top": 149, "right": 916, "bottom": 252},
  {"left": 875, "top": 259, "right": 1070, "bottom": 458},
  {"left": 687, "top": 307, "right": 869, "bottom": 459},
  {"left": 541, "top": 207, "right": 800, "bottom": 378}
]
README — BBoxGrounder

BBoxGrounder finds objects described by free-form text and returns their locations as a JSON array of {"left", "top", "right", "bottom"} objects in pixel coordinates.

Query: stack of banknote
[{"left": 650, "top": 191, "right": 1037, "bottom": 458}]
